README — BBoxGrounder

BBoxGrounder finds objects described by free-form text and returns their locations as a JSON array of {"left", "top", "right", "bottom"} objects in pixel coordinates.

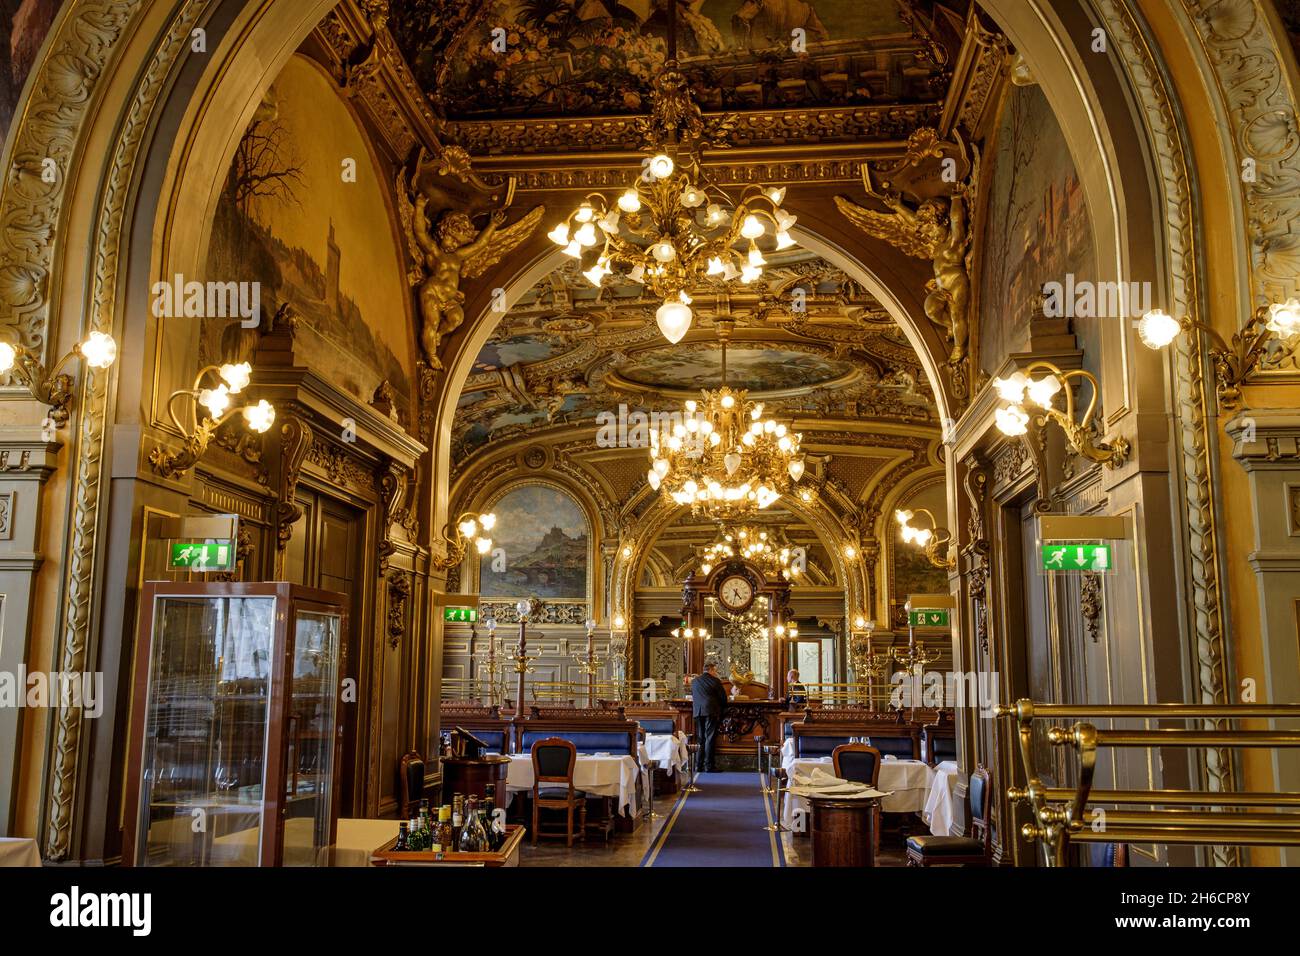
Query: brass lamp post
[
  {"left": 511, "top": 599, "right": 539, "bottom": 714},
  {"left": 572, "top": 617, "right": 606, "bottom": 707}
]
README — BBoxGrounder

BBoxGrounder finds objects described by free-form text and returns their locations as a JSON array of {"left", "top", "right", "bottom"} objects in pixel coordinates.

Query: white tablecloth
[
  {"left": 505, "top": 753, "right": 641, "bottom": 816},
  {"left": 0, "top": 837, "right": 40, "bottom": 867},
  {"left": 923, "top": 761, "right": 961, "bottom": 836},
  {"left": 781, "top": 755, "right": 934, "bottom": 827},
  {"left": 644, "top": 733, "right": 688, "bottom": 776}
]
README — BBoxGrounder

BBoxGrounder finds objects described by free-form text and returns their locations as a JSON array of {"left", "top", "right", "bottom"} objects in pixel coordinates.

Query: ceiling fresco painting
[
  {"left": 394, "top": 0, "right": 966, "bottom": 121},
  {"left": 450, "top": 250, "right": 936, "bottom": 461}
]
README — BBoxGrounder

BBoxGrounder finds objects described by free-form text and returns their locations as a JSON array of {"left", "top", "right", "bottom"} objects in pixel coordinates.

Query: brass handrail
[{"left": 1000, "top": 697, "right": 1300, "bottom": 865}]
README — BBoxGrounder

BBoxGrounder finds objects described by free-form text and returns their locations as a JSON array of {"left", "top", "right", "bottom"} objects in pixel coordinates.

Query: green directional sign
[
  {"left": 169, "top": 541, "right": 234, "bottom": 571},
  {"left": 908, "top": 609, "right": 950, "bottom": 628},
  {"left": 1040, "top": 543, "right": 1113, "bottom": 573},
  {"left": 443, "top": 607, "right": 478, "bottom": 623}
]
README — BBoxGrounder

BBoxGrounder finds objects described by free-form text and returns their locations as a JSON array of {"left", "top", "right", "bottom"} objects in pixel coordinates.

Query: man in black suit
[{"left": 691, "top": 662, "right": 728, "bottom": 773}]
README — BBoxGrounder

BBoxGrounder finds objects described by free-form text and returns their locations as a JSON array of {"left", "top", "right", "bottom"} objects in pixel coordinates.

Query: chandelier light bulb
[
  {"left": 740, "top": 265, "right": 762, "bottom": 283},
  {"left": 628, "top": 263, "right": 646, "bottom": 283},
  {"left": 765, "top": 186, "right": 787, "bottom": 205},
  {"left": 480, "top": 512, "right": 497, "bottom": 531},
  {"left": 681, "top": 186, "right": 706, "bottom": 207},
  {"left": 843, "top": 544, "right": 858, "bottom": 560},
  {"left": 618, "top": 190, "right": 642, "bottom": 213},
  {"left": 598, "top": 210, "right": 621, "bottom": 233},
  {"left": 582, "top": 261, "right": 609, "bottom": 287},
  {"left": 721, "top": 393, "right": 735, "bottom": 409},
  {"left": 653, "top": 459, "right": 669, "bottom": 477},
  {"left": 656, "top": 299, "right": 693, "bottom": 343},
  {"left": 1137, "top": 308, "right": 1181, "bottom": 348},
  {"left": 992, "top": 371, "right": 1029, "bottom": 404},
  {"left": 79, "top": 331, "right": 118, "bottom": 370},
  {"left": 748, "top": 247, "right": 766, "bottom": 267},
  {"left": 1025, "top": 374, "right": 1062, "bottom": 408},
  {"left": 562, "top": 240, "right": 583, "bottom": 258},
  {"left": 218, "top": 362, "right": 252, "bottom": 393},
  {"left": 651, "top": 241, "right": 676, "bottom": 263},
  {"left": 575, "top": 222, "right": 598, "bottom": 246},
  {"left": 751, "top": 403, "right": 764, "bottom": 420},
  {"left": 475, "top": 537, "right": 492, "bottom": 555},
  {"left": 740, "top": 214, "right": 765, "bottom": 239},
  {"left": 548, "top": 223, "right": 570, "bottom": 245},
  {"left": 241, "top": 399, "right": 276, "bottom": 434},
  {"left": 775, "top": 230, "right": 795, "bottom": 250},
  {"left": 995, "top": 403, "right": 1031, "bottom": 436},
  {"left": 722, "top": 261, "right": 740, "bottom": 282},
  {"left": 775, "top": 210, "right": 798, "bottom": 232},
  {"left": 705, "top": 203, "right": 727, "bottom": 226},
  {"left": 913, "top": 528, "right": 933, "bottom": 547},
  {"left": 199, "top": 384, "right": 231, "bottom": 420},
  {"left": 649, "top": 153, "right": 674, "bottom": 179},
  {"left": 1267, "top": 298, "right": 1300, "bottom": 336},
  {"left": 575, "top": 204, "right": 595, "bottom": 223},
  {"left": 458, "top": 518, "right": 478, "bottom": 538},
  {"left": 788, "top": 458, "right": 804, "bottom": 481},
  {"left": 707, "top": 256, "right": 725, "bottom": 276}
]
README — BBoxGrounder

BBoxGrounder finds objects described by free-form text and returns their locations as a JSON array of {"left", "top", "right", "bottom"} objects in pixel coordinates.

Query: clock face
[{"left": 718, "top": 575, "right": 755, "bottom": 612}]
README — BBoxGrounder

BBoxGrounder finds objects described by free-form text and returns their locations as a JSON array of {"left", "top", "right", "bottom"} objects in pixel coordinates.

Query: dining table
[
  {"left": 502, "top": 750, "right": 644, "bottom": 816},
  {"left": 781, "top": 747, "right": 935, "bottom": 829},
  {"left": 643, "top": 732, "right": 689, "bottom": 776}
]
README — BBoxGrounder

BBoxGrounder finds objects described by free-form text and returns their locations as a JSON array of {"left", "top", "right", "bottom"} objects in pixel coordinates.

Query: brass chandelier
[
  {"left": 547, "top": 50, "right": 797, "bottom": 344},
  {"left": 648, "top": 320, "right": 805, "bottom": 520},
  {"left": 699, "top": 526, "right": 801, "bottom": 581}
]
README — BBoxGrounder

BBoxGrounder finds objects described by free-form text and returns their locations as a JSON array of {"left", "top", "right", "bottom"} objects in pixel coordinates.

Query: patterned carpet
[{"left": 640, "top": 772, "right": 785, "bottom": 867}]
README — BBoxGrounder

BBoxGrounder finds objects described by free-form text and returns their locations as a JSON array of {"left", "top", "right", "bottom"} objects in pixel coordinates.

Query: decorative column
[{"left": 0, "top": 429, "right": 60, "bottom": 835}]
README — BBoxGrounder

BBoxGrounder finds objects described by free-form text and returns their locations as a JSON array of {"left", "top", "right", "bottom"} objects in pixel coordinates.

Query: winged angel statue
[
  {"left": 396, "top": 147, "right": 544, "bottom": 369},
  {"left": 834, "top": 141, "right": 973, "bottom": 371}
]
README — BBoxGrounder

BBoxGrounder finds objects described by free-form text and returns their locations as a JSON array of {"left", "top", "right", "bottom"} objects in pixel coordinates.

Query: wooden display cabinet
[{"left": 124, "top": 582, "right": 348, "bottom": 866}]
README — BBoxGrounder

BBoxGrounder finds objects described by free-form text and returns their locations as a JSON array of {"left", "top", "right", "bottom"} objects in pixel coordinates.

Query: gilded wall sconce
[
  {"left": 1137, "top": 302, "right": 1300, "bottom": 409},
  {"left": 0, "top": 331, "right": 118, "bottom": 426},
  {"left": 430, "top": 510, "right": 497, "bottom": 571},
  {"left": 896, "top": 508, "right": 955, "bottom": 570},
  {"left": 149, "top": 362, "right": 275, "bottom": 478},
  {"left": 992, "top": 361, "right": 1130, "bottom": 468}
]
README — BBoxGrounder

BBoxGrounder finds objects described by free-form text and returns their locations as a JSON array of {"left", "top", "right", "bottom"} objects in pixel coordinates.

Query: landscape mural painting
[
  {"left": 479, "top": 484, "right": 589, "bottom": 599},
  {"left": 1, "top": 0, "right": 65, "bottom": 143},
  {"left": 976, "top": 82, "right": 1097, "bottom": 378},
  {"left": 203, "top": 55, "right": 414, "bottom": 407}
]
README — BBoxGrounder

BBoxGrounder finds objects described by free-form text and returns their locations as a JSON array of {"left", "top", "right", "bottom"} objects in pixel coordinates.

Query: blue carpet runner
[{"left": 641, "top": 772, "right": 786, "bottom": 867}]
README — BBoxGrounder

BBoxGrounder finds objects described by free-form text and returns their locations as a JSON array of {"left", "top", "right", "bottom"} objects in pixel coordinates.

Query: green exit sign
[
  {"left": 909, "top": 609, "right": 950, "bottom": 627},
  {"left": 1040, "top": 543, "right": 1113, "bottom": 573},
  {"left": 169, "top": 541, "right": 234, "bottom": 571},
  {"left": 443, "top": 607, "right": 478, "bottom": 623}
]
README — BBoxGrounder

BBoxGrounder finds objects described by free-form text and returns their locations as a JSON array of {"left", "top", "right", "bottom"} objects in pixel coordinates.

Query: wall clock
[{"left": 718, "top": 574, "right": 755, "bottom": 613}]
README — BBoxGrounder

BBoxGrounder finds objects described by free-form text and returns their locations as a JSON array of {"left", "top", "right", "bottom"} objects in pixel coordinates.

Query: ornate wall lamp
[
  {"left": 431, "top": 510, "right": 497, "bottom": 572},
  {"left": 1137, "top": 302, "right": 1300, "bottom": 409},
  {"left": 0, "top": 331, "right": 117, "bottom": 426},
  {"left": 149, "top": 361, "right": 275, "bottom": 477},
  {"left": 572, "top": 617, "right": 607, "bottom": 706},
  {"left": 992, "top": 362, "right": 1130, "bottom": 468},
  {"left": 895, "top": 508, "right": 955, "bottom": 570}
]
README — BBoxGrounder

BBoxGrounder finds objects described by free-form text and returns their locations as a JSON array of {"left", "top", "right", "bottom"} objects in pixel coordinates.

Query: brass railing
[{"left": 997, "top": 699, "right": 1300, "bottom": 865}]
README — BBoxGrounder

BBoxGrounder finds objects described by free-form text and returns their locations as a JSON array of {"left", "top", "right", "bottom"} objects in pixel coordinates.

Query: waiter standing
[{"left": 691, "top": 662, "right": 728, "bottom": 773}]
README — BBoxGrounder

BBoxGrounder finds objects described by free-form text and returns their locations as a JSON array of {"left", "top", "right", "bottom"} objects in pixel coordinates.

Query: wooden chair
[
  {"left": 398, "top": 751, "right": 425, "bottom": 819},
  {"left": 905, "top": 765, "right": 992, "bottom": 867},
  {"left": 832, "top": 744, "right": 883, "bottom": 853},
  {"left": 921, "top": 714, "right": 957, "bottom": 766},
  {"left": 530, "top": 737, "right": 586, "bottom": 846}
]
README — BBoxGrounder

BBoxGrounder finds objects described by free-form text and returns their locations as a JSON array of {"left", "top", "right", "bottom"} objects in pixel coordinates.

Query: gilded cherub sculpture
[{"left": 398, "top": 154, "right": 543, "bottom": 370}]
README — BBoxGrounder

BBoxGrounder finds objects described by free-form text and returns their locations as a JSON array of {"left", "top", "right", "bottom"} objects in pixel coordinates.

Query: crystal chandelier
[
  {"left": 647, "top": 319, "right": 804, "bottom": 520},
  {"left": 547, "top": 65, "right": 797, "bottom": 345},
  {"left": 699, "top": 526, "right": 801, "bottom": 581}
]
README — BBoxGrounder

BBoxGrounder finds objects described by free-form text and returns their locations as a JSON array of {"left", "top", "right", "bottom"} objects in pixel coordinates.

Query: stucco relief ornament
[
  {"left": 396, "top": 147, "right": 543, "bottom": 369},
  {"left": 834, "top": 128, "right": 974, "bottom": 396}
]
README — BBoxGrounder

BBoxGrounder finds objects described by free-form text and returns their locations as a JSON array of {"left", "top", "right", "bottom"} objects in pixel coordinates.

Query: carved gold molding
[
  {"left": 0, "top": 0, "right": 143, "bottom": 376},
  {"left": 45, "top": 0, "right": 211, "bottom": 862}
]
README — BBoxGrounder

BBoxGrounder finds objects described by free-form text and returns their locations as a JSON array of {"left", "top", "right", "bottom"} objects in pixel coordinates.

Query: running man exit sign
[
  {"left": 1040, "top": 543, "right": 1113, "bottom": 573},
  {"left": 908, "top": 609, "right": 950, "bottom": 627},
  {"left": 443, "top": 607, "right": 478, "bottom": 623},
  {"left": 168, "top": 542, "right": 234, "bottom": 571}
]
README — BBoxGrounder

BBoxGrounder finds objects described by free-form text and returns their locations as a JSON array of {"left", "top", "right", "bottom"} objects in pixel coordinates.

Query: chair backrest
[
  {"left": 868, "top": 734, "right": 921, "bottom": 760},
  {"left": 398, "top": 751, "right": 424, "bottom": 818},
  {"left": 832, "top": 744, "right": 882, "bottom": 787},
  {"left": 531, "top": 737, "right": 577, "bottom": 788},
  {"left": 921, "top": 717, "right": 957, "bottom": 765},
  {"left": 968, "top": 765, "right": 992, "bottom": 847},
  {"left": 795, "top": 734, "right": 852, "bottom": 758},
  {"left": 638, "top": 718, "right": 677, "bottom": 735}
]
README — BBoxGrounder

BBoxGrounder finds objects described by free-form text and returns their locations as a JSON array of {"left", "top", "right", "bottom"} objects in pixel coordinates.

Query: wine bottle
[
  {"left": 451, "top": 794, "right": 464, "bottom": 852},
  {"left": 407, "top": 817, "right": 423, "bottom": 851},
  {"left": 483, "top": 784, "right": 501, "bottom": 850},
  {"left": 459, "top": 796, "right": 488, "bottom": 852},
  {"left": 394, "top": 821, "right": 411, "bottom": 851},
  {"left": 437, "top": 805, "right": 453, "bottom": 854},
  {"left": 417, "top": 806, "right": 431, "bottom": 850}
]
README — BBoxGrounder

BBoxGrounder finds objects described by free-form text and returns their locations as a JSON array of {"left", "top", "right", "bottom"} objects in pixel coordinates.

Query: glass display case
[{"left": 124, "top": 583, "right": 348, "bottom": 866}]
